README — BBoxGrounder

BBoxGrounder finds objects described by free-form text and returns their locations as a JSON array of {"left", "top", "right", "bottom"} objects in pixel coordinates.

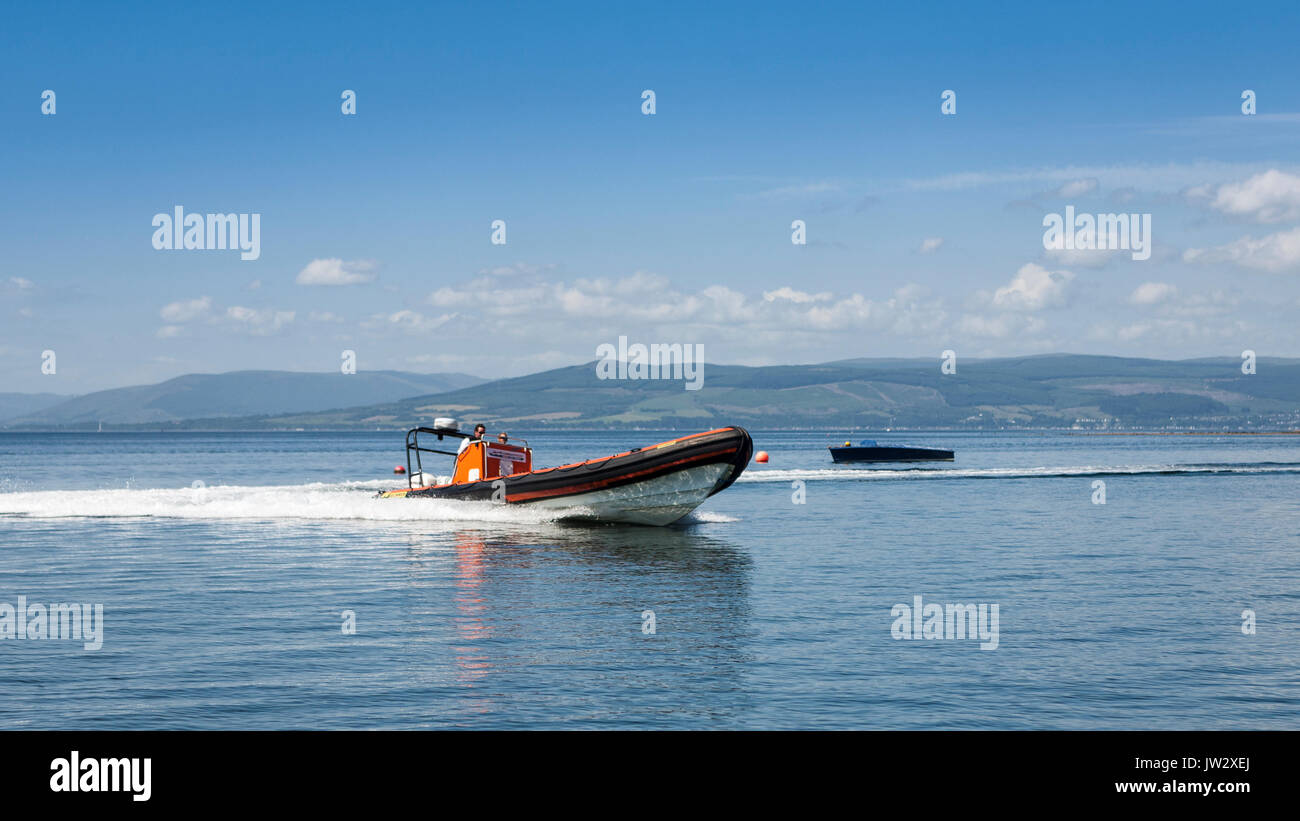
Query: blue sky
[{"left": 3, "top": 0, "right": 1300, "bottom": 393}]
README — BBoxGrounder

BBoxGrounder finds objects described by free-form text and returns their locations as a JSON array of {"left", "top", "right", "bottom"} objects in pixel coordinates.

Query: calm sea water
[{"left": 1, "top": 430, "right": 1298, "bottom": 729}]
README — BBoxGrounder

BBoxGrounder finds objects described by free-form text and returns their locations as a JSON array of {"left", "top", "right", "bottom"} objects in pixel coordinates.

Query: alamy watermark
[
  {"left": 891, "top": 595, "right": 999, "bottom": 650},
  {"left": 151, "top": 206, "right": 261, "bottom": 260},
  {"left": 595, "top": 336, "right": 704, "bottom": 390},
  {"left": 50, "top": 751, "right": 150, "bottom": 801},
  {"left": 0, "top": 595, "right": 103, "bottom": 650},
  {"left": 941, "top": 349, "right": 956, "bottom": 374},
  {"left": 1043, "top": 205, "right": 1150, "bottom": 261}
]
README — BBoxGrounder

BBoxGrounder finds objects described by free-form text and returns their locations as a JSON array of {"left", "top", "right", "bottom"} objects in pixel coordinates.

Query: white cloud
[
  {"left": 1129, "top": 282, "right": 1178, "bottom": 305},
  {"left": 9, "top": 277, "right": 34, "bottom": 290},
  {"left": 991, "top": 263, "right": 1074, "bottom": 310},
  {"left": 295, "top": 258, "right": 377, "bottom": 286},
  {"left": 751, "top": 181, "right": 843, "bottom": 200},
  {"left": 1192, "top": 169, "right": 1300, "bottom": 223},
  {"left": 1166, "top": 290, "right": 1239, "bottom": 318},
  {"left": 308, "top": 311, "right": 343, "bottom": 323},
  {"left": 956, "top": 313, "right": 1045, "bottom": 339},
  {"left": 1056, "top": 178, "right": 1099, "bottom": 197},
  {"left": 763, "top": 286, "right": 832, "bottom": 303},
  {"left": 918, "top": 237, "right": 944, "bottom": 254},
  {"left": 1119, "top": 286, "right": 1238, "bottom": 320},
  {"left": 905, "top": 160, "right": 1273, "bottom": 193},
  {"left": 365, "top": 309, "right": 456, "bottom": 334},
  {"left": 1184, "top": 226, "right": 1300, "bottom": 273},
  {"left": 389, "top": 310, "right": 430, "bottom": 329},
  {"left": 1116, "top": 322, "right": 1152, "bottom": 341},
  {"left": 160, "top": 296, "right": 212, "bottom": 323},
  {"left": 480, "top": 262, "right": 547, "bottom": 277},
  {"left": 427, "top": 286, "right": 474, "bottom": 307},
  {"left": 156, "top": 325, "right": 183, "bottom": 338},
  {"left": 225, "top": 306, "right": 295, "bottom": 334},
  {"left": 1095, "top": 316, "right": 1250, "bottom": 346},
  {"left": 1109, "top": 187, "right": 1137, "bottom": 204},
  {"left": 1042, "top": 246, "right": 1120, "bottom": 268},
  {"left": 418, "top": 271, "right": 948, "bottom": 342}
]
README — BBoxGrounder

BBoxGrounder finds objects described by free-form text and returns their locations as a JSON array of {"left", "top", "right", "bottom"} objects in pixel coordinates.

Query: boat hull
[
  {"left": 529, "top": 462, "right": 733, "bottom": 526},
  {"left": 381, "top": 426, "right": 753, "bottom": 525},
  {"left": 829, "top": 445, "right": 954, "bottom": 463}
]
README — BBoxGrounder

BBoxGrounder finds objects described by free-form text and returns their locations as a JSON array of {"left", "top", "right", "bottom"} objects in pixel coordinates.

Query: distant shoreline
[
  {"left": 4, "top": 427, "right": 1300, "bottom": 436},
  {"left": 1069, "top": 430, "right": 1300, "bottom": 436}
]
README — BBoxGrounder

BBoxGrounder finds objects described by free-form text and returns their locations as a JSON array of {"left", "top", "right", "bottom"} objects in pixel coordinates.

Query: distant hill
[
  {"left": 0, "top": 392, "right": 71, "bottom": 424},
  {"left": 124, "top": 354, "right": 1300, "bottom": 431},
  {"left": 1, "top": 371, "right": 485, "bottom": 428}
]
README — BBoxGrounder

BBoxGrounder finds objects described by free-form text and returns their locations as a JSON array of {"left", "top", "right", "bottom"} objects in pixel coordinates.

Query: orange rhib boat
[{"left": 379, "top": 419, "right": 752, "bottom": 526}]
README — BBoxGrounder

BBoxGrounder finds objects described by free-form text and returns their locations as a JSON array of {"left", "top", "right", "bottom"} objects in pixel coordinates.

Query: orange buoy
[
  {"left": 755, "top": 451, "right": 769, "bottom": 463},
  {"left": 394, "top": 465, "right": 406, "bottom": 474}
]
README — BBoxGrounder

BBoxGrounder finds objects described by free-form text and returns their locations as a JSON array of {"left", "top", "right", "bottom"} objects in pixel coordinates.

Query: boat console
[{"left": 401, "top": 419, "right": 532, "bottom": 488}]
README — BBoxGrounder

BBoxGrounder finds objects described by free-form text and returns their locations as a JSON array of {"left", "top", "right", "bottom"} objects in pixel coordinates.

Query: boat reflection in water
[
  {"left": 398, "top": 523, "right": 754, "bottom": 726},
  {"left": 452, "top": 532, "right": 492, "bottom": 691}
]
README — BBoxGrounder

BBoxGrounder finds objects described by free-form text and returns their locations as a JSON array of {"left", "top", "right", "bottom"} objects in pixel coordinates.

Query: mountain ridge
[
  {"left": 1, "top": 370, "right": 486, "bottom": 427},
  {"left": 10, "top": 354, "right": 1297, "bottom": 431}
]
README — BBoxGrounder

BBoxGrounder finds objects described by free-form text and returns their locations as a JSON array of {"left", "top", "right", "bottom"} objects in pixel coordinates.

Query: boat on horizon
[
  {"left": 829, "top": 439, "right": 954, "bottom": 463},
  {"left": 379, "top": 420, "right": 752, "bottom": 526}
]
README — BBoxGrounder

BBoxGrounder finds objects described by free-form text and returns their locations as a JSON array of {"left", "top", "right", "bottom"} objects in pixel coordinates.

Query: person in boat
[
  {"left": 458, "top": 423, "right": 487, "bottom": 454},
  {"left": 497, "top": 432, "right": 509, "bottom": 444}
]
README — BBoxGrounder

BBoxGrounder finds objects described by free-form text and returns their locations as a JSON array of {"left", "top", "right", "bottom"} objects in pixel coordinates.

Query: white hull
[{"left": 526, "top": 463, "right": 730, "bottom": 526}]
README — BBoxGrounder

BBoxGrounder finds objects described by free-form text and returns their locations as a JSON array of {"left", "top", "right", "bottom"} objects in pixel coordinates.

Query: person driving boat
[{"left": 458, "top": 423, "right": 487, "bottom": 454}]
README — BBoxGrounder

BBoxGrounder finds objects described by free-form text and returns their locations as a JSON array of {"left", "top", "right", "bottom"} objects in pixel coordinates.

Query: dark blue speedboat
[{"left": 828, "top": 439, "right": 954, "bottom": 463}]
